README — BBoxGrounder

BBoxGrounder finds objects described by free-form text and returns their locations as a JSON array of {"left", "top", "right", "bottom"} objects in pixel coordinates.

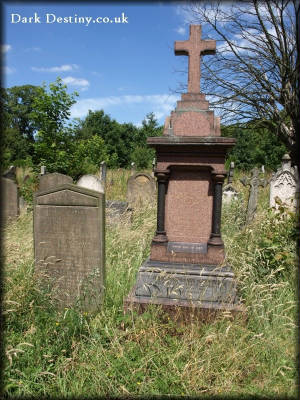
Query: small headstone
[
  {"left": 130, "top": 162, "right": 136, "bottom": 175},
  {"left": 261, "top": 165, "right": 265, "bottom": 174},
  {"left": 152, "top": 158, "right": 156, "bottom": 178},
  {"left": 39, "top": 172, "right": 73, "bottom": 192},
  {"left": 240, "top": 167, "right": 267, "bottom": 224},
  {"left": 1, "top": 177, "right": 19, "bottom": 223},
  {"left": 100, "top": 162, "right": 107, "bottom": 186},
  {"left": 126, "top": 172, "right": 156, "bottom": 208},
  {"left": 77, "top": 175, "right": 104, "bottom": 193},
  {"left": 270, "top": 154, "right": 299, "bottom": 211},
  {"left": 223, "top": 184, "right": 239, "bottom": 204},
  {"left": 3, "top": 165, "right": 16, "bottom": 181},
  {"left": 228, "top": 161, "right": 234, "bottom": 184},
  {"left": 19, "top": 196, "right": 28, "bottom": 213},
  {"left": 40, "top": 166, "right": 47, "bottom": 175},
  {"left": 106, "top": 200, "right": 129, "bottom": 223},
  {"left": 34, "top": 184, "right": 105, "bottom": 310}
]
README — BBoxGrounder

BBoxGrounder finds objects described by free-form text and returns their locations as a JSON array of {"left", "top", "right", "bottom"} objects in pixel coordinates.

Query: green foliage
[
  {"left": 71, "top": 135, "right": 109, "bottom": 178},
  {"left": 75, "top": 111, "right": 162, "bottom": 170},
  {"left": 30, "top": 78, "right": 78, "bottom": 174},
  {"left": 1, "top": 85, "right": 41, "bottom": 169},
  {"left": 222, "top": 124, "right": 287, "bottom": 171}
]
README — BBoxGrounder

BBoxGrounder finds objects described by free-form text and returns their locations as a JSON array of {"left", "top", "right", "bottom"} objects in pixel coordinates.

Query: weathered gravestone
[
  {"left": 39, "top": 172, "right": 73, "bottom": 191},
  {"left": 77, "top": 174, "right": 104, "bottom": 193},
  {"left": 228, "top": 161, "right": 235, "bottom": 184},
  {"left": 240, "top": 167, "right": 267, "bottom": 224},
  {"left": 270, "top": 154, "right": 299, "bottom": 211},
  {"left": 223, "top": 184, "right": 239, "bottom": 204},
  {"left": 126, "top": 172, "right": 156, "bottom": 208},
  {"left": 1, "top": 177, "right": 19, "bottom": 223},
  {"left": 106, "top": 200, "right": 129, "bottom": 223},
  {"left": 34, "top": 184, "right": 105, "bottom": 310},
  {"left": 100, "top": 161, "right": 107, "bottom": 186},
  {"left": 125, "top": 25, "right": 243, "bottom": 319}
]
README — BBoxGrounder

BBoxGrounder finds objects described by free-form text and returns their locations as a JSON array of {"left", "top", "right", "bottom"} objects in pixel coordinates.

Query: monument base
[{"left": 124, "top": 258, "right": 245, "bottom": 321}]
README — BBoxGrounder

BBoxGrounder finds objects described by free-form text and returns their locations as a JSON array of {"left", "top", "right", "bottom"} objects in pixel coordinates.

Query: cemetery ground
[{"left": 2, "top": 169, "right": 298, "bottom": 398}]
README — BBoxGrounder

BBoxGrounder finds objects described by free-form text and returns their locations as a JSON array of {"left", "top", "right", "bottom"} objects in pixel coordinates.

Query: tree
[
  {"left": 131, "top": 112, "right": 163, "bottom": 169},
  {"left": 31, "top": 78, "right": 78, "bottom": 173},
  {"left": 1, "top": 85, "right": 42, "bottom": 167},
  {"left": 179, "top": 1, "right": 299, "bottom": 168}
]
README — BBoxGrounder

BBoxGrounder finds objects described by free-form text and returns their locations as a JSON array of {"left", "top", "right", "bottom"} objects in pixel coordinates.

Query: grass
[{"left": 2, "top": 169, "right": 298, "bottom": 398}]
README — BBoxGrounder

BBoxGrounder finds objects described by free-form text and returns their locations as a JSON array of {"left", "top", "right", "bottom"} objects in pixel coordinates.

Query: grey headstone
[
  {"left": 240, "top": 167, "right": 267, "bottom": 224},
  {"left": 34, "top": 184, "right": 105, "bottom": 310},
  {"left": 39, "top": 172, "right": 73, "bottom": 192},
  {"left": 19, "top": 196, "right": 28, "bottom": 213},
  {"left": 1, "top": 177, "right": 19, "bottom": 223},
  {"left": 228, "top": 161, "right": 234, "bottom": 184},
  {"left": 3, "top": 165, "right": 17, "bottom": 181},
  {"left": 152, "top": 158, "right": 156, "bottom": 178},
  {"left": 223, "top": 184, "right": 239, "bottom": 204},
  {"left": 77, "top": 175, "right": 104, "bottom": 193},
  {"left": 130, "top": 162, "right": 136, "bottom": 175},
  {"left": 106, "top": 200, "right": 129, "bottom": 223},
  {"left": 270, "top": 154, "right": 299, "bottom": 211},
  {"left": 126, "top": 172, "right": 156, "bottom": 207},
  {"left": 100, "top": 162, "right": 107, "bottom": 186},
  {"left": 41, "top": 166, "right": 47, "bottom": 175}
]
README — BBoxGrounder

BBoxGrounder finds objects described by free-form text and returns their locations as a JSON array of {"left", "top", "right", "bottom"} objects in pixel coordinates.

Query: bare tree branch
[{"left": 175, "top": 1, "right": 299, "bottom": 166}]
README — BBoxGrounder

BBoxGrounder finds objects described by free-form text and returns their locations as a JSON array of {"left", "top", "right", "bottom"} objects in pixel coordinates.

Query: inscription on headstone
[{"left": 34, "top": 184, "right": 105, "bottom": 310}]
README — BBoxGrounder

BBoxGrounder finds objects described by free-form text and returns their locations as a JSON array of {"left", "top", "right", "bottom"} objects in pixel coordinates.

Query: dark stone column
[
  {"left": 208, "top": 173, "right": 226, "bottom": 246},
  {"left": 153, "top": 170, "right": 169, "bottom": 243}
]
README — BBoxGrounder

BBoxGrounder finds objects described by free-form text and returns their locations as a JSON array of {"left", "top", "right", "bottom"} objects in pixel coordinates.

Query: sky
[{"left": 3, "top": 2, "right": 198, "bottom": 127}]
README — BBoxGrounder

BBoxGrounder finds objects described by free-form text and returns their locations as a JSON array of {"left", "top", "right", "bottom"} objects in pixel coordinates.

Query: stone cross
[
  {"left": 175, "top": 25, "right": 216, "bottom": 93},
  {"left": 240, "top": 167, "right": 267, "bottom": 224}
]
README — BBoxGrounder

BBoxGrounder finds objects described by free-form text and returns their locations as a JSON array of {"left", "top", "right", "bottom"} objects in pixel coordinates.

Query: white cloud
[
  {"left": 70, "top": 94, "right": 179, "bottom": 120},
  {"left": 31, "top": 64, "right": 79, "bottom": 72},
  {"left": 62, "top": 76, "right": 90, "bottom": 88},
  {"left": 2, "top": 44, "right": 12, "bottom": 53},
  {"left": 176, "top": 26, "right": 186, "bottom": 36},
  {"left": 2, "top": 66, "right": 15, "bottom": 74}
]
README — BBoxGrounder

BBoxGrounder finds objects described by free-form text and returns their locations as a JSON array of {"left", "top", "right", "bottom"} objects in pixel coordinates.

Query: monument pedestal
[
  {"left": 125, "top": 25, "right": 244, "bottom": 319},
  {"left": 124, "top": 138, "right": 243, "bottom": 318}
]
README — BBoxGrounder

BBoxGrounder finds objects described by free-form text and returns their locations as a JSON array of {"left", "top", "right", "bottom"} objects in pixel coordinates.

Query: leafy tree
[
  {"left": 1, "top": 85, "right": 41, "bottom": 168},
  {"left": 180, "top": 1, "right": 299, "bottom": 168},
  {"left": 76, "top": 110, "right": 138, "bottom": 168},
  {"left": 131, "top": 112, "right": 163, "bottom": 169},
  {"left": 222, "top": 124, "right": 287, "bottom": 170},
  {"left": 31, "top": 78, "right": 78, "bottom": 173}
]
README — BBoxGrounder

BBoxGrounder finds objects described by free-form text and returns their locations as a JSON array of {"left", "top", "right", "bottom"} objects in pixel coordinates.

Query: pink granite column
[
  {"left": 208, "top": 173, "right": 226, "bottom": 246},
  {"left": 153, "top": 170, "right": 170, "bottom": 243}
]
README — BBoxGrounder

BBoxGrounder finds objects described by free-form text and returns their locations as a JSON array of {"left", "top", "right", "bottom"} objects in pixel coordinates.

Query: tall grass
[{"left": 2, "top": 169, "right": 298, "bottom": 398}]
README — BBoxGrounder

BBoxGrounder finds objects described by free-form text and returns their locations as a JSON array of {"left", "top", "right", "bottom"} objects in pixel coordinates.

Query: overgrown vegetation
[
  {"left": 2, "top": 79, "right": 290, "bottom": 178},
  {"left": 2, "top": 170, "right": 298, "bottom": 398}
]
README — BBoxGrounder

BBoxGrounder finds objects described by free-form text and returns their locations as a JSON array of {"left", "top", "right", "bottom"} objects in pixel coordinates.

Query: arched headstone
[
  {"left": 126, "top": 173, "right": 156, "bottom": 207},
  {"left": 77, "top": 175, "right": 104, "bottom": 193}
]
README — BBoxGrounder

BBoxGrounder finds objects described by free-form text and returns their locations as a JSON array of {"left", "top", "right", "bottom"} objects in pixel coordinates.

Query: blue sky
[{"left": 3, "top": 2, "right": 196, "bottom": 127}]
